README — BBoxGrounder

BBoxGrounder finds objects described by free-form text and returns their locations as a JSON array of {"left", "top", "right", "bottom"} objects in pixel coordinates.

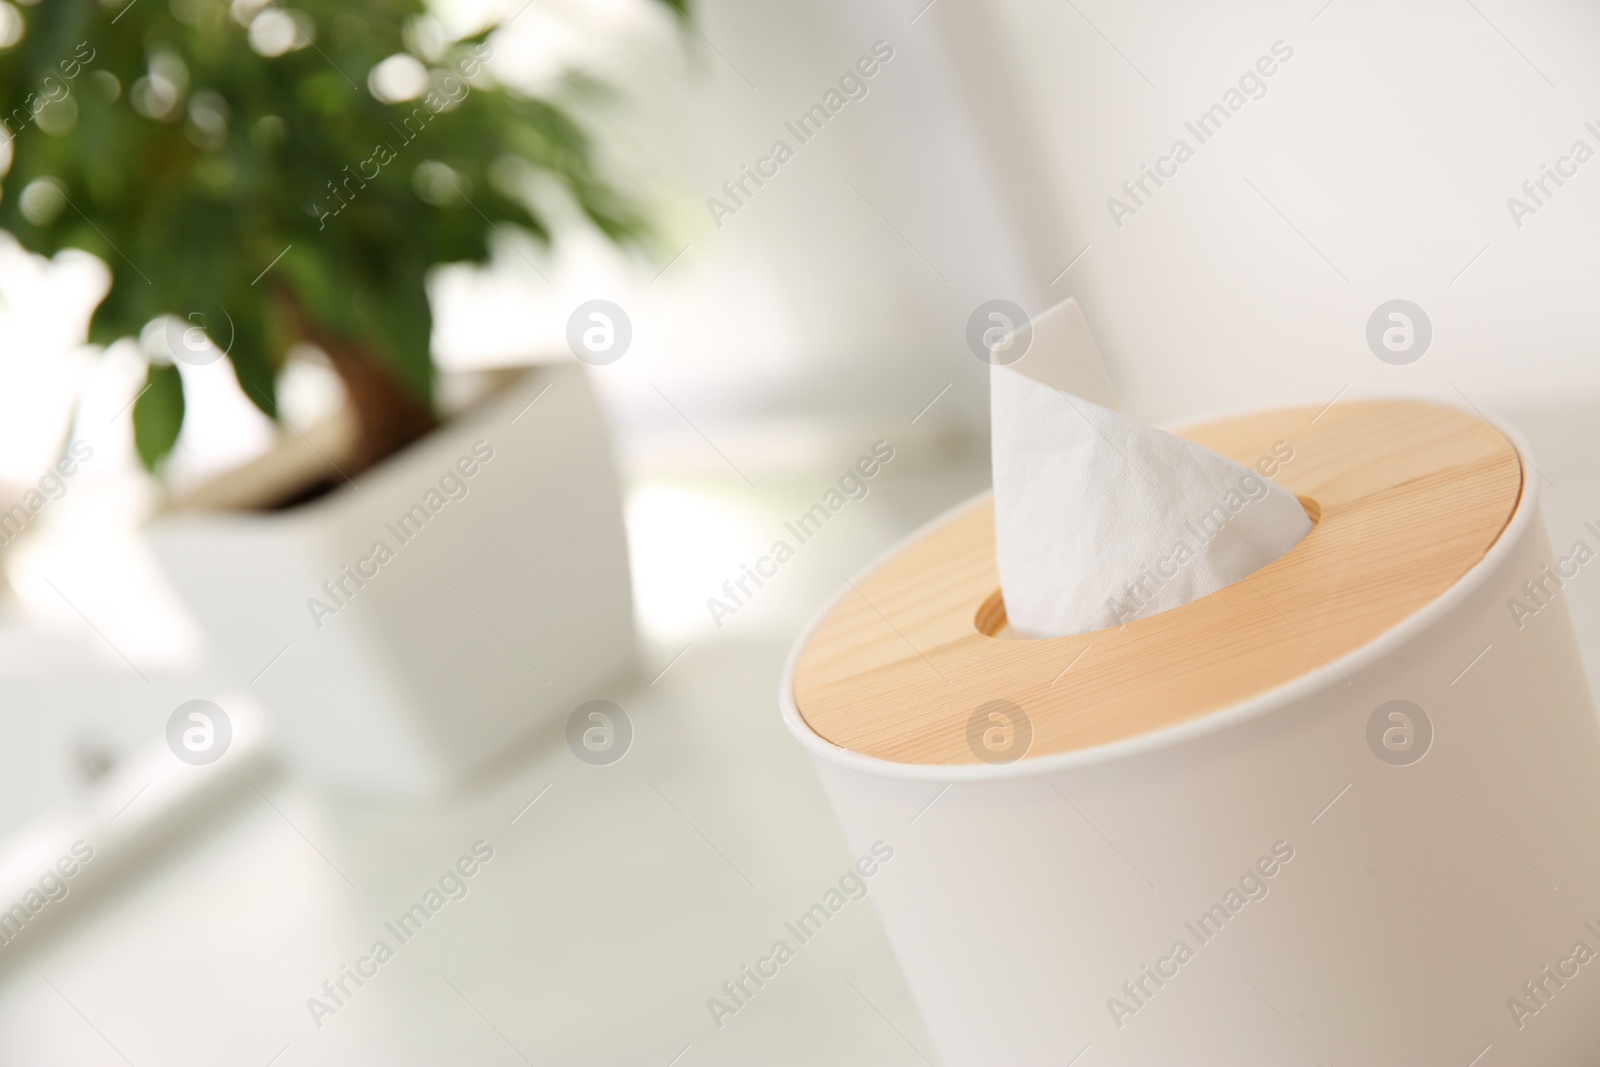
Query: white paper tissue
[{"left": 991, "top": 299, "right": 1311, "bottom": 638}]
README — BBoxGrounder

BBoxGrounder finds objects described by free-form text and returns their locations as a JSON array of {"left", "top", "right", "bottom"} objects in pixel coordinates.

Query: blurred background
[{"left": 1, "top": 0, "right": 1600, "bottom": 1062}]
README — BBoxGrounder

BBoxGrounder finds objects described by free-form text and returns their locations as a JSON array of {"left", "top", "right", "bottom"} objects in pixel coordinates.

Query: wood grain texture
[{"left": 792, "top": 401, "right": 1523, "bottom": 765}]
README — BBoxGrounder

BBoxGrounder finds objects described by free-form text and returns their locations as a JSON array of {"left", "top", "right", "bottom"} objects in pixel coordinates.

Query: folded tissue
[{"left": 990, "top": 299, "right": 1312, "bottom": 638}]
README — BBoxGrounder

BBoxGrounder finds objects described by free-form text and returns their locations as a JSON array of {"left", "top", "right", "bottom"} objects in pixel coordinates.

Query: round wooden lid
[{"left": 790, "top": 400, "right": 1524, "bottom": 766}]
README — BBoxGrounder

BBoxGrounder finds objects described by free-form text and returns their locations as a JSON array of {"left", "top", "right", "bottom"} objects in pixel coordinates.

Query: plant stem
[{"left": 275, "top": 286, "right": 437, "bottom": 476}]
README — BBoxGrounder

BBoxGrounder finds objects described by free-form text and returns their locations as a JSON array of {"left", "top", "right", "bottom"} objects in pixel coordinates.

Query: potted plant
[{"left": 0, "top": 0, "right": 681, "bottom": 796}]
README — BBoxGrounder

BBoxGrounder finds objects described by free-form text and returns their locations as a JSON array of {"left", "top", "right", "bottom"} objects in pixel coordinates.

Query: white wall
[
  {"left": 928, "top": 0, "right": 1600, "bottom": 422},
  {"left": 509, "top": 0, "right": 1043, "bottom": 442}
]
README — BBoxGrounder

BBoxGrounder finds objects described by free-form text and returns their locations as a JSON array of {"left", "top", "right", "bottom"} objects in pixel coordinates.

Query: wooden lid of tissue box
[{"left": 791, "top": 400, "right": 1522, "bottom": 765}]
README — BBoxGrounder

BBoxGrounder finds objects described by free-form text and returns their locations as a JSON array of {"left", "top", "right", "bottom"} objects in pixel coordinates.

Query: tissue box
[{"left": 783, "top": 400, "right": 1600, "bottom": 1065}]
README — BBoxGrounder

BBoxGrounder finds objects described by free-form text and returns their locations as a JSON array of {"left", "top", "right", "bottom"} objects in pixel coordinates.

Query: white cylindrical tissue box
[{"left": 781, "top": 400, "right": 1600, "bottom": 1066}]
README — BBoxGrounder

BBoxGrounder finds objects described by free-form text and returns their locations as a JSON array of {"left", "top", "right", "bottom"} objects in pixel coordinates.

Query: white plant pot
[
  {"left": 151, "top": 363, "right": 633, "bottom": 797},
  {"left": 782, "top": 413, "right": 1600, "bottom": 1065}
]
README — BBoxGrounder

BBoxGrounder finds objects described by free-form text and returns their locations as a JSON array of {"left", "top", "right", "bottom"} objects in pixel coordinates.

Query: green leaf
[
  {"left": 132, "top": 364, "right": 184, "bottom": 472},
  {"left": 0, "top": 0, "right": 680, "bottom": 476}
]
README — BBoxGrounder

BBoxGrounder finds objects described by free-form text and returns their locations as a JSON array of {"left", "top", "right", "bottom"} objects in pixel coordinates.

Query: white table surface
[
  {"left": 1, "top": 398, "right": 1597, "bottom": 1066},
  {"left": 0, "top": 436, "right": 990, "bottom": 1067}
]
